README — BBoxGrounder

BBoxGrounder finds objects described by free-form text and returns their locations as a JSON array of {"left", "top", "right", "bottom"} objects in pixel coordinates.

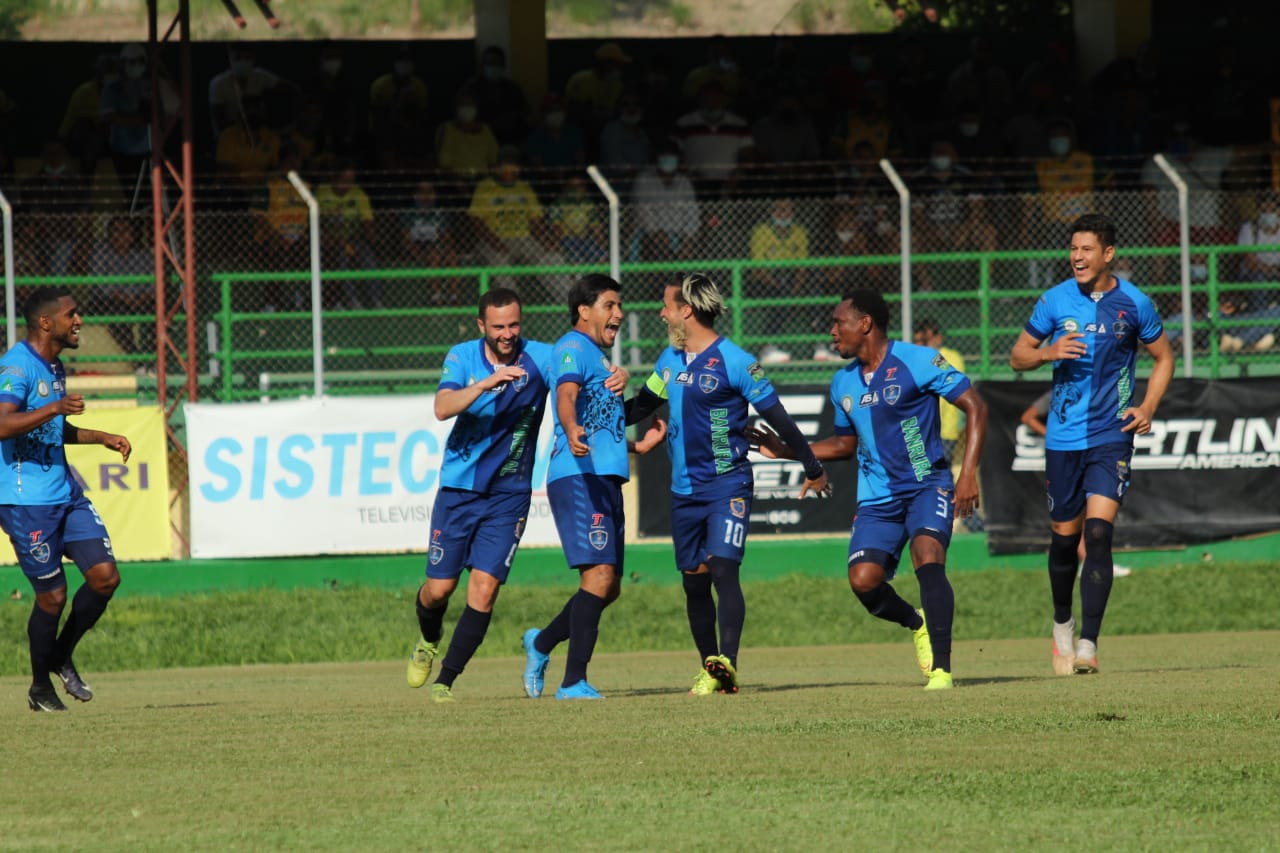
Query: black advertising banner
[
  {"left": 980, "top": 379, "right": 1280, "bottom": 554},
  {"left": 636, "top": 385, "right": 858, "bottom": 537}
]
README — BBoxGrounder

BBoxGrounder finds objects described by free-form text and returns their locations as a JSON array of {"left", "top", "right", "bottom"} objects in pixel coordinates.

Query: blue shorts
[
  {"left": 670, "top": 480, "right": 753, "bottom": 572},
  {"left": 547, "top": 474, "right": 625, "bottom": 573},
  {"left": 425, "top": 488, "right": 532, "bottom": 583},
  {"left": 0, "top": 492, "right": 115, "bottom": 594},
  {"left": 1045, "top": 442, "right": 1133, "bottom": 522},
  {"left": 847, "top": 487, "right": 955, "bottom": 580}
]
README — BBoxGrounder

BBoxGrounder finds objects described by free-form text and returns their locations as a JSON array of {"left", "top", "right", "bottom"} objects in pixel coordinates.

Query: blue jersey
[
  {"left": 644, "top": 337, "right": 778, "bottom": 496},
  {"left": 0, "top": 341, "right": 73, "bottom": 505},
  {"left": 437, "top": 338, "right": 554, "bottom": 493},
  {"left": 1024, "top": 277, "right": 1164, "bottom": 451},
  {"left": 547, "top": 329, "right": 629, "bottom": 483},
  {"left": 831, "top": 341, "right": 970, "bottom": 506}
]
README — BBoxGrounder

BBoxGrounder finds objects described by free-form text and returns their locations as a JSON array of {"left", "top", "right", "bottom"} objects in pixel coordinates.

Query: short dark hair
[
  {"left": 478, "top": 287, "right": 522, "bottom": 319},
  {"left": 568, "top": 273, "right": 620, "bottom": 324},
  {"left": 913, "top": 317, "right": 942, "bottom": 337},
  {"left": 1070, "top": 213, "right": 1117, "bottom": 249},
  {"left": 841, "top": 289, "right": 889, "bottom": 333},
  {"left": 23, "top": 286, "right": 73, "bottom": 326}
]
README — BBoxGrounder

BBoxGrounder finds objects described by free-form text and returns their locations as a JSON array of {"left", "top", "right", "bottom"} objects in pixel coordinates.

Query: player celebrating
[
  {"left": 0, "top": 287, "right": 132, "bottom": 712},
  {"left": 750, "top": 289, "right": 986, "bottom": 690},
  {"left": 625, "top": 273, "right": 828, "bottom": 695},
  {"left": 1010, "top": 213, "right": 1173, "bottom": 674},
  {"left": 405, "top": 288, "right": 630, "bottom": 702},
  {"left": 521, "top": 274, "right": 665, "bottom": 700}
]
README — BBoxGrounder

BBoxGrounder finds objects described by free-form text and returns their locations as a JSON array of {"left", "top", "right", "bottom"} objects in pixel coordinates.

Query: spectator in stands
[
  {"left": 636, "top": 53, "right": 680, "bottom": 143},
  {"left": 401, "top": 179, "right": 464, "bottom": 306},
  {"left": 208, "top": 44, "right": 295, "bottom": 143},
  {"left": 830, "top": 80, "right": 899, "bottom": 161},
  {"left": 910, "top": 139, "right": 986, "bottom": 289},
  {"left": 1025, "top": 118, "right": 1094, "bottom": 249},
  {"left": 1235, "top": 195, "right": 1280, "bottom": 310},
  {"left": 1216, "top": 293, "right": 1279, "bottom": 353},
  {"left": 101, "top": 43, "right": 179, "bottom": 206},
  {"left": 748, "top": 197, "right": 810, "bottom": 347},
  {"left": 673, "top": 80, "right": 753, "bottom": 190},
  {"left": 1091, "top": 84, "right": 1155, "bottom": 188},
  {"left": 565, "top": 42, "right": 631, "bottom": 159},
  {"left": 756, "top": 37, "right": 816, "bottom": 113},
  {"left": 549, "top": 173, "right": 607, "bottom": 265},
  {"left": 462, "top": 45, "right": 530, "bottom": 147},
  {"left": 215, "top": 94, "right": 281, "bottom": 190},
  {"left": 300, "top": 41, "right": 360, "bottom": 160},
  {"left": 947, "top": 36, "right": 1012, "bottom": 127},
  {"left": 468, "top": 146, "right": 561, "bottom": 299},
  {"left": 250, "top": 145, "right": 309, "bottom": 310},
  {"left": 629, "top": 143, "right": 700, "bottom": 262},
  {"left": 436, "top": 87, "right": 499, "bottom": 181},
  {"left": 950, "top": 99, "right": 1003, "bottom": 163},
  {"left": 19, "top": 140, "right": 91, "bottom": 276},
  {"left": 286, "top": 97, "right": 338, "bottom": 171},
  {"left": 598, "top": 89, "right": 652, "bottom": 179},
  {"left": 682, "top": 36, "right": 746, "bottom": 112},
  {"left": 752, "top": 88, "right": 821, "bottom": 166},
  {"left": 1003, "top": 79, "right": 1059, "bottom": 160},
  {"left": 58, "top": 52, "right": 115, "bottom": 177},
  {"left": 524, "top": 91, "right": 585, "bottom": 174},
  {"left": 89, "top": 215, "right": 154, "bottom": 369},
  {"left": 368, "top": 44, "right": 430, "bottom": 164},
  {"left": 317, "top": 160, "right": 382, "bottom": 309},
  {"left": 823, "top": 42, "right": 888, "bottom": 118}
]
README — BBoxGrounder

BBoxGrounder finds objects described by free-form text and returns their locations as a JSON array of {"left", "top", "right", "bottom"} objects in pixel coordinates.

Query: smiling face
[
  {"left": 1069, "top": 229, "right": 1115, "bottom": 290},
  {"left": 478, "top": 300, "right": 522, "bottom": 363},
  {"left": 42, "top": 295, "right": 83, "bottom": 351},
  {"left": 830, "top": 299, "right": 871, "bottom": 360},
  {"left": 578, "top": 288, "right": 623, "bottom": 349},
  {"left": 659, "top": 284, "right": 689, "bottom": 349}
]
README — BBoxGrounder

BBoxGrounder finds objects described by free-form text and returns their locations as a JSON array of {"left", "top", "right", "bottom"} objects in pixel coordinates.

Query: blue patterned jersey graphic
[
  {"left": 1024, "top": 277, "right": 1163, "bottom": 451},
  {"left": 645, "top": 336, "right": 778, "bottom": 495},
  {"left": 548, "top": 329, "right": 629, "bottom": 482},
  {"left": 436, "top": 338, "right": 553, "bottom": 493},
  {"left": 0, "top": 341, "right": 74, "bottom": 505},
  {"left": 830, "top": 341, "right": 971, "bottom": 506}
]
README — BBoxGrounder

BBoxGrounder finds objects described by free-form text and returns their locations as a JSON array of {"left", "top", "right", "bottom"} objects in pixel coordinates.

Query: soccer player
[
  {"left": 0, "top": 287, "right": 132, "bottom": 712},
  {"left": 624, "top": 273, "right": 829, "bottom": 695},
  {"left": 1010, "top": 212, "right": 1173, "bottom": 674},
  {"left": 521, "top": 274, "right": 665, "bottom": 700},
  {"left": 405, "top": 288, "right": 631, "bottom": 702},
  {"left": 750, "top": 289, "right": 987, "bottom": 690}
]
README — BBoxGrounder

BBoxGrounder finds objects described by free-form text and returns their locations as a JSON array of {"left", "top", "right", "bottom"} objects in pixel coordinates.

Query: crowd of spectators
[{"left": 0, "top": 30, "right": 1277, "bottom": 326}]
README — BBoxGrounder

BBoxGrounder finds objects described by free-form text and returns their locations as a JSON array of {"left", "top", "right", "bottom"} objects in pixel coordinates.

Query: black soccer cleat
[
  {"left": 28, "top": 684, "right": 68, "bottom": 712},
  {"left": 57, "top": 660, "right": 94, "bottom": 702}
]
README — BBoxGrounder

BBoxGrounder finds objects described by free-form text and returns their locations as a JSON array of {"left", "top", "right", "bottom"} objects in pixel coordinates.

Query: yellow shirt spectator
[
  {"left": 316, "top": 182, "right": 374, "bottom": 247},
  {"left": 216, "top": 125, "right": 282, "bottom": 183},
  {"left": 1035, "top": 151, "right": 1094, "bottom": 225},
  {"left": 436, "top": 121, "right": 499, "bottom": 178},
  {"left": 253, "top": 175, "right": 308, "bottom": 244},
  {"left": 750, "top": 221, "right": 809, "bottom": 262},
  {"left": 469, "top": 177, "right": 543, "bottom": 240},
  {"left": 936, "top": 345, "right": 966, "bottom": 441}
]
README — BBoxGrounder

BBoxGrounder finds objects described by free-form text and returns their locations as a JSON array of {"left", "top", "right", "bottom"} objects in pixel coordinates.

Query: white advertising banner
[{"left": 185, "top": 395, "right": 560, "bottom": 558}]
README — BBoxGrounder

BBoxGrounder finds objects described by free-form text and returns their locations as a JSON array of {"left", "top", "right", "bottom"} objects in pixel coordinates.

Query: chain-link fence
[{"left": 4, "top": 154, "right": 1280, "bottom": 404}]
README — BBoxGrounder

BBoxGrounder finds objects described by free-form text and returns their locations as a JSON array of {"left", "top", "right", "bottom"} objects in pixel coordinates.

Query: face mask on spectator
[
  {"left": 773, "top": 216, "right": 792, "bottom": 228},
  {"left": 836, "top": 229, "right": 856, "bottom": 243},
  {"left": 544, "top": 111, "right": 566, "bottom": 129},
  {"left": 44, "top": 164, "right": 67, "bottom": 176},
  {"left": 322, "top": 59, "right": 342, "bottom": 76},
  {"left": 457, "top": 105, "right": 477, "bottom": 122},
  {"left": 1259, "top": 212, "right": 1279, "bottom": 230},
  {"left": 1048, "top": 136, "right": 1071, "bottom": 156},
  {"left": 958, "top": 121, "right": 980, "bottom": 138},
  {"left": 232, "top": 58, "right": 254, "bottom": 76},
  {"left": 125, "top": 61, "right": 146, "bottom": 80},
  {"left": 658, "top": 154, "right": 679, "bottom": 173},
  {"left": 931, "top": 155, "right": 952, "bottom": 171},
  {"left": 483, "top": 64, "right": 505, "bottom": 81}
]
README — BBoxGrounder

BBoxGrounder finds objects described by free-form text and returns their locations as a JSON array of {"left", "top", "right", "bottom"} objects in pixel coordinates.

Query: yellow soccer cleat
[
  {"left": 430, "top": 683, "right": 455, "bottom": 704},
  {"left": 924, "top": 669, "right": 954, "bottom": 691},
  {"left": 406, "top": 638, "right": 439, "bottom": 689},
  {"left": 689, "top": 666, "right": 719, "bottom": 696},
  {"left": 912, "top": 609, "right": 933, "bottom": 678},
  {"left": 704, "top": 654, "right": 739, "bottom": 694}
]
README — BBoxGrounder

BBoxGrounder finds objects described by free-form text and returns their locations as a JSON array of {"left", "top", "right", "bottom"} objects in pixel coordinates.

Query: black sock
[
  {"left": 683, "top": 572, "right": 718, "bottom": 661},
  {"left": 853, "top": 581, "right": 920, "bottom": 629},
  {"left": 436, "top": 606, "right": 492, "bottom": 688},
  {"left": 563, "top": 589, "right": 606, "bottom": 687},
  {"left": 1048, "top": 531, "right": 1079, "bottom": 624},
  {"left": 709, "top": 557, "right": 744, "bottom": 669},
  {"left": 28, "top": 604, "right": 61, "bottom": 689},
  {"left": 915, "top": 562, "right": 953, "bottom": 673},
  {"left": 535, "top": 597, "right": 574, "bottom": 656},
  {"left": 53, "top": 584, "right": 113, "bottom": 668},
  {"left": 1079, "top": 519, "right": 1115, "bottom": 643},
  {"left": 416, "top": 595, "right": 447, "bottom": 645}
]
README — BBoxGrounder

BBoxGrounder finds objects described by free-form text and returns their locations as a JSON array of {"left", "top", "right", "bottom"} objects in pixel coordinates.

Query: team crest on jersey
[
  {"left": 675, "top": 371, "right": 693, "bottom": 385},
  {"left": 883, "top": 385, "right": 902, "bottom": 405},
  {"left": 930, "top": 354, "right": 948, "bottom": 369},
  {"left": 429, "top": 545, "right": 445, "bottom": 565},
  {"left": 37, "top": 380, "right": 50, "bottom": 397},
  {"left": 859, "top": 391, "right": 878, "bottom": 407},
  {"left": 29, "top": 540, "right": 51, "bottom": 564},
  {"left": 729, "top": 497, "right": 746, "bottom": 518},
  {"left": 588, "top": 526, "right": 609, "bottom": 550},
  {"left": 512, "top": 372, "right": 529, "bottom": 391},
  {"left": 698, "top": 374, "right": 719, "bottom": 393},
  {"left": 1063, "top": 318, "right": 1080, "bottom": 333},
  {"left": 662, "top": 367, "right": 671, "bottom": 383},
  {"left": 748, "top": 362, "right": 765, "bottom": 380},
  {"left": 1113, "top": 319, "right": 1129, "bottom": 340},
  {"left": 885, "top": 367, "right": 897, "bottom": 380}
]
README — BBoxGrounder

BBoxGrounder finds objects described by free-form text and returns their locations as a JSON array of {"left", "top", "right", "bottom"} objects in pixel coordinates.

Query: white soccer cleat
[{"left": 1052, "top": 617, "right": 1076, "bottom": 676}]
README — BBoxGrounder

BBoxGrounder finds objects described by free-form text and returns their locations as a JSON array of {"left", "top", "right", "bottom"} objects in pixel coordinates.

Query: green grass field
[{"left": 3, "top": 632, "right": 1278, "bottom": 850}]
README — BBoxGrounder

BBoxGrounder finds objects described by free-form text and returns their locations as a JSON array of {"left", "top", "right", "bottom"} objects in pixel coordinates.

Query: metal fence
[{"left": 3, "top": 155, "right": 1280, "bottom": 405}]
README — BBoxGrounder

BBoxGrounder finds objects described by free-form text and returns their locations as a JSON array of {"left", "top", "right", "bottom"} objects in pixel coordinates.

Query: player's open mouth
[{"left": 605, "top": 322, "right": 621, "bottom": 333}]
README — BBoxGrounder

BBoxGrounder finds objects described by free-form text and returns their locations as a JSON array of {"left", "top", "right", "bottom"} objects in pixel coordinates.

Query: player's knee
[
  {"left": 1082, "top": 518, "right": 1114, "bottom": 561},
  {"left": 36, "top": 588, "right": 68, "bottom": 614},
  {"left": 89, "top": 564, "right": 121, "bottom": 596},
  {"left": 706, "top": 556, "right": 739, "bottom": 584},
  {"left": 1049, "top": 531, "right": 1078, "bottom": 568},
  {"left": 847, "top": 563, "right": 882, "bottom": 595},
  {"left": 682, "top": 570, "right": 713, "bottom": 597}
]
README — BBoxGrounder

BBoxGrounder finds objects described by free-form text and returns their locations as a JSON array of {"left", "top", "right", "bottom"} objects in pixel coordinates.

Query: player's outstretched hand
[
  {"left": 568, "top": 425, "right": 590, "bottom": 456},
  {"left": 745, "top": 424, "right": 788, "bottom": 459},
  {"left": 1047, "top": 331, "right": 1087, "bottom": 361},
  {"left": 103, "top": 433, "right": 132, "bottom": 463},
  {"left": 800, "top": 470, "right": 832, "bottom": 499},
  {"left": 604, "top": 364, "right": 630, "bottom": 394},
  {"left": 633, "top": 417, "right": 667, "bottom": 454}
]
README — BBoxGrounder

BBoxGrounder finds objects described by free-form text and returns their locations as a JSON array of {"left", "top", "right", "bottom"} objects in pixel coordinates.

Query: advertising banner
[
  {"left": 980, "top": 379, "right": 1280, "bottom": 554},
  {"left": 185, "top": 395, "right": 561, "bottom": 558},
  {"left": 636, "top": 385, "right": 858, "bottom": 537},
  {"left": 0, "top": 406, "right": 172, "bottom": 564}
]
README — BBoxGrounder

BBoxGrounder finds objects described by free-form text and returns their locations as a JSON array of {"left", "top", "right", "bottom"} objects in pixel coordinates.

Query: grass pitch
[{"left": 3, "top": 631, "right": 1277, "bottom": 851}]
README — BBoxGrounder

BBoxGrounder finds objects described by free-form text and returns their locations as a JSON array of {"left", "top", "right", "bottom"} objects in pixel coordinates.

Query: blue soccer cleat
[
  {"left": 522, "top": 628, "right": 550, "bottom": 698},
  {"left": 555, "top": 679, "right": 603, "bottom": 700}
]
